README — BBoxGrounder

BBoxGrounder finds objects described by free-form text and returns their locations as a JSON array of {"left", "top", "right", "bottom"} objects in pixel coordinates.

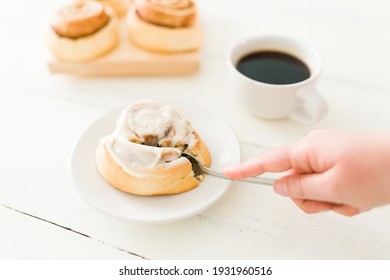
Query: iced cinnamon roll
[
  {"left": 48, "top": 1, "right": 119, "bottom": 62},
  {"left": 127, "top": 0, "right": 203, "bottom": 53},
  {"left": 96, "top": 101, "right": 211, "bottom": 196}
]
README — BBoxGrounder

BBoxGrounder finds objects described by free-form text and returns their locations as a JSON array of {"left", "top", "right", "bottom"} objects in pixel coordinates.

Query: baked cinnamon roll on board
[
  {"left": 89, "top": 0, "right": 132, "bottom": 17},
  {"left": 48, "top": 1, "right": 120, "bottom": 62},
  {"left": 127, "top": 0, "right": 203, "bottom": 53}
]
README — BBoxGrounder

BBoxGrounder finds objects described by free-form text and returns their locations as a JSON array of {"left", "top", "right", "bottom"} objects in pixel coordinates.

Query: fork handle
[{"left": 202, "top": 166, "right": 275, "bottom": 186}]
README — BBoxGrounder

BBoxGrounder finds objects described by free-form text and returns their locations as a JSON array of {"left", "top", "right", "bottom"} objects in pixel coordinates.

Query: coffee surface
[{"left": 236, "top": 51, "right": 310, "bottom": 85}]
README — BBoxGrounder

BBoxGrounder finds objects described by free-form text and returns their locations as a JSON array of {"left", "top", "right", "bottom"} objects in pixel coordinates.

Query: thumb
[{"left": 274, "top": 172, "right": 339, "bottom": 203}]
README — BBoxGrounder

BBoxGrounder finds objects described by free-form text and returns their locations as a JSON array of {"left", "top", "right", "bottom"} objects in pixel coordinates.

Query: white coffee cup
[{"left": 228, "top": 35, "right": 328, "bottom": 123}]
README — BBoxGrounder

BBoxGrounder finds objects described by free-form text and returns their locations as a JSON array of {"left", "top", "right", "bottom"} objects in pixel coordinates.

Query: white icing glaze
[{"left": 102, "top": 101, "right": 198, "bottom": 177}]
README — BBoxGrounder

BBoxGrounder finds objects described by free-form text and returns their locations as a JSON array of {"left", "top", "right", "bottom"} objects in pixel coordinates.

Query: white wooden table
[{"left": 1, "top": 0, "right": 390, "bottom": 259}]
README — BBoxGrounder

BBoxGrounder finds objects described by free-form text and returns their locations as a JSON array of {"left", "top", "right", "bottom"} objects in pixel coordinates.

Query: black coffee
[{"left": 236, "top": 51, "right": 310, "bottom": 85}]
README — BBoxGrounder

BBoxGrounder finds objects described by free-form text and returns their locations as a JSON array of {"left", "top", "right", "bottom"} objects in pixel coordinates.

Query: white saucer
[{"left": 70, "top": 102, "right": 241, "bottom": 224}]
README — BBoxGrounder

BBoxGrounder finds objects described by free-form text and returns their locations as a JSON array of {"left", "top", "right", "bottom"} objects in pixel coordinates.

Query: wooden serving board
[{"left": 48, "top": 20, "right": 201, "bottom": 76}]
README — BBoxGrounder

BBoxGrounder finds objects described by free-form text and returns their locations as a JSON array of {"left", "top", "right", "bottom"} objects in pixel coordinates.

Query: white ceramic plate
[{"left": 71, "top": 102, "right": 240, "bottom": 224}]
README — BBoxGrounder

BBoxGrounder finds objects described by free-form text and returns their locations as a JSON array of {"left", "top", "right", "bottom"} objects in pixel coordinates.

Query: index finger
[{"left": 223, "top": 146, "right": 293, "bottom": 179}]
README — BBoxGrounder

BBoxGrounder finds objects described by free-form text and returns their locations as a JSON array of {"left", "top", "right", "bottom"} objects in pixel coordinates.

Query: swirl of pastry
[
  {"left": 96, "top": 101, "right": 211, "bottom": 196},
  {"left": 136, "top": 0, "right": 197, "bottom": 28},
  {"left": 51, "top": 1, "right": 110, "bottom": 39}
]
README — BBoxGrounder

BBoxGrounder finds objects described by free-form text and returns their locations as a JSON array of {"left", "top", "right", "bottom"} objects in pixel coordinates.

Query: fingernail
[
  {"left": 222, "top": 166, "right": 232, "bottom": 175},
  {"left": 274, "top": 180, "right": 288, "bottom": 196},
  {"left": 222, "top": 165, "right": 238, "bottom": 175}
]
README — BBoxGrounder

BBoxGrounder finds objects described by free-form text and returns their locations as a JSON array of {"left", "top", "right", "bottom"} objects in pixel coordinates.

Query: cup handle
[{"left": 288, "top": 86, "right": 328, "bottom": 124}]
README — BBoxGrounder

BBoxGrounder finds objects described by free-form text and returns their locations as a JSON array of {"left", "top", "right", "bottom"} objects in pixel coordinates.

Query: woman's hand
[{"left": 224, "top": 130, "right": 390, "bottom": 216}]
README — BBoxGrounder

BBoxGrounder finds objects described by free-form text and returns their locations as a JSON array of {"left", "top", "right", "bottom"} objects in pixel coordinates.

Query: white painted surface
[{"left": 0, "top": 0, "right": 389, "bottom": 259}]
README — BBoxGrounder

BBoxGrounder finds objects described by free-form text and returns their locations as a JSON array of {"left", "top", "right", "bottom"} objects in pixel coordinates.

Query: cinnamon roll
[
  {"left": 137, "top": 0, "right": 196, "bottom": 28},
  {"left": 127, "top": 0, "right": 203, "bottom": 53},
  {"left": 96, "top": 101, "right": 211, "bottom": 196},
  {"left": 90, "top": 0, "right": 132, "bottom": 17},
  {"left": 48, "top": 1, "right": 119, "bottom": 62}
]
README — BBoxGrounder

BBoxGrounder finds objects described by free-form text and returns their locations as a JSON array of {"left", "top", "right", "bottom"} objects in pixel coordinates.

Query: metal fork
[{"left": 182, "top": 152, "right": 275, "bottom": 186}]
